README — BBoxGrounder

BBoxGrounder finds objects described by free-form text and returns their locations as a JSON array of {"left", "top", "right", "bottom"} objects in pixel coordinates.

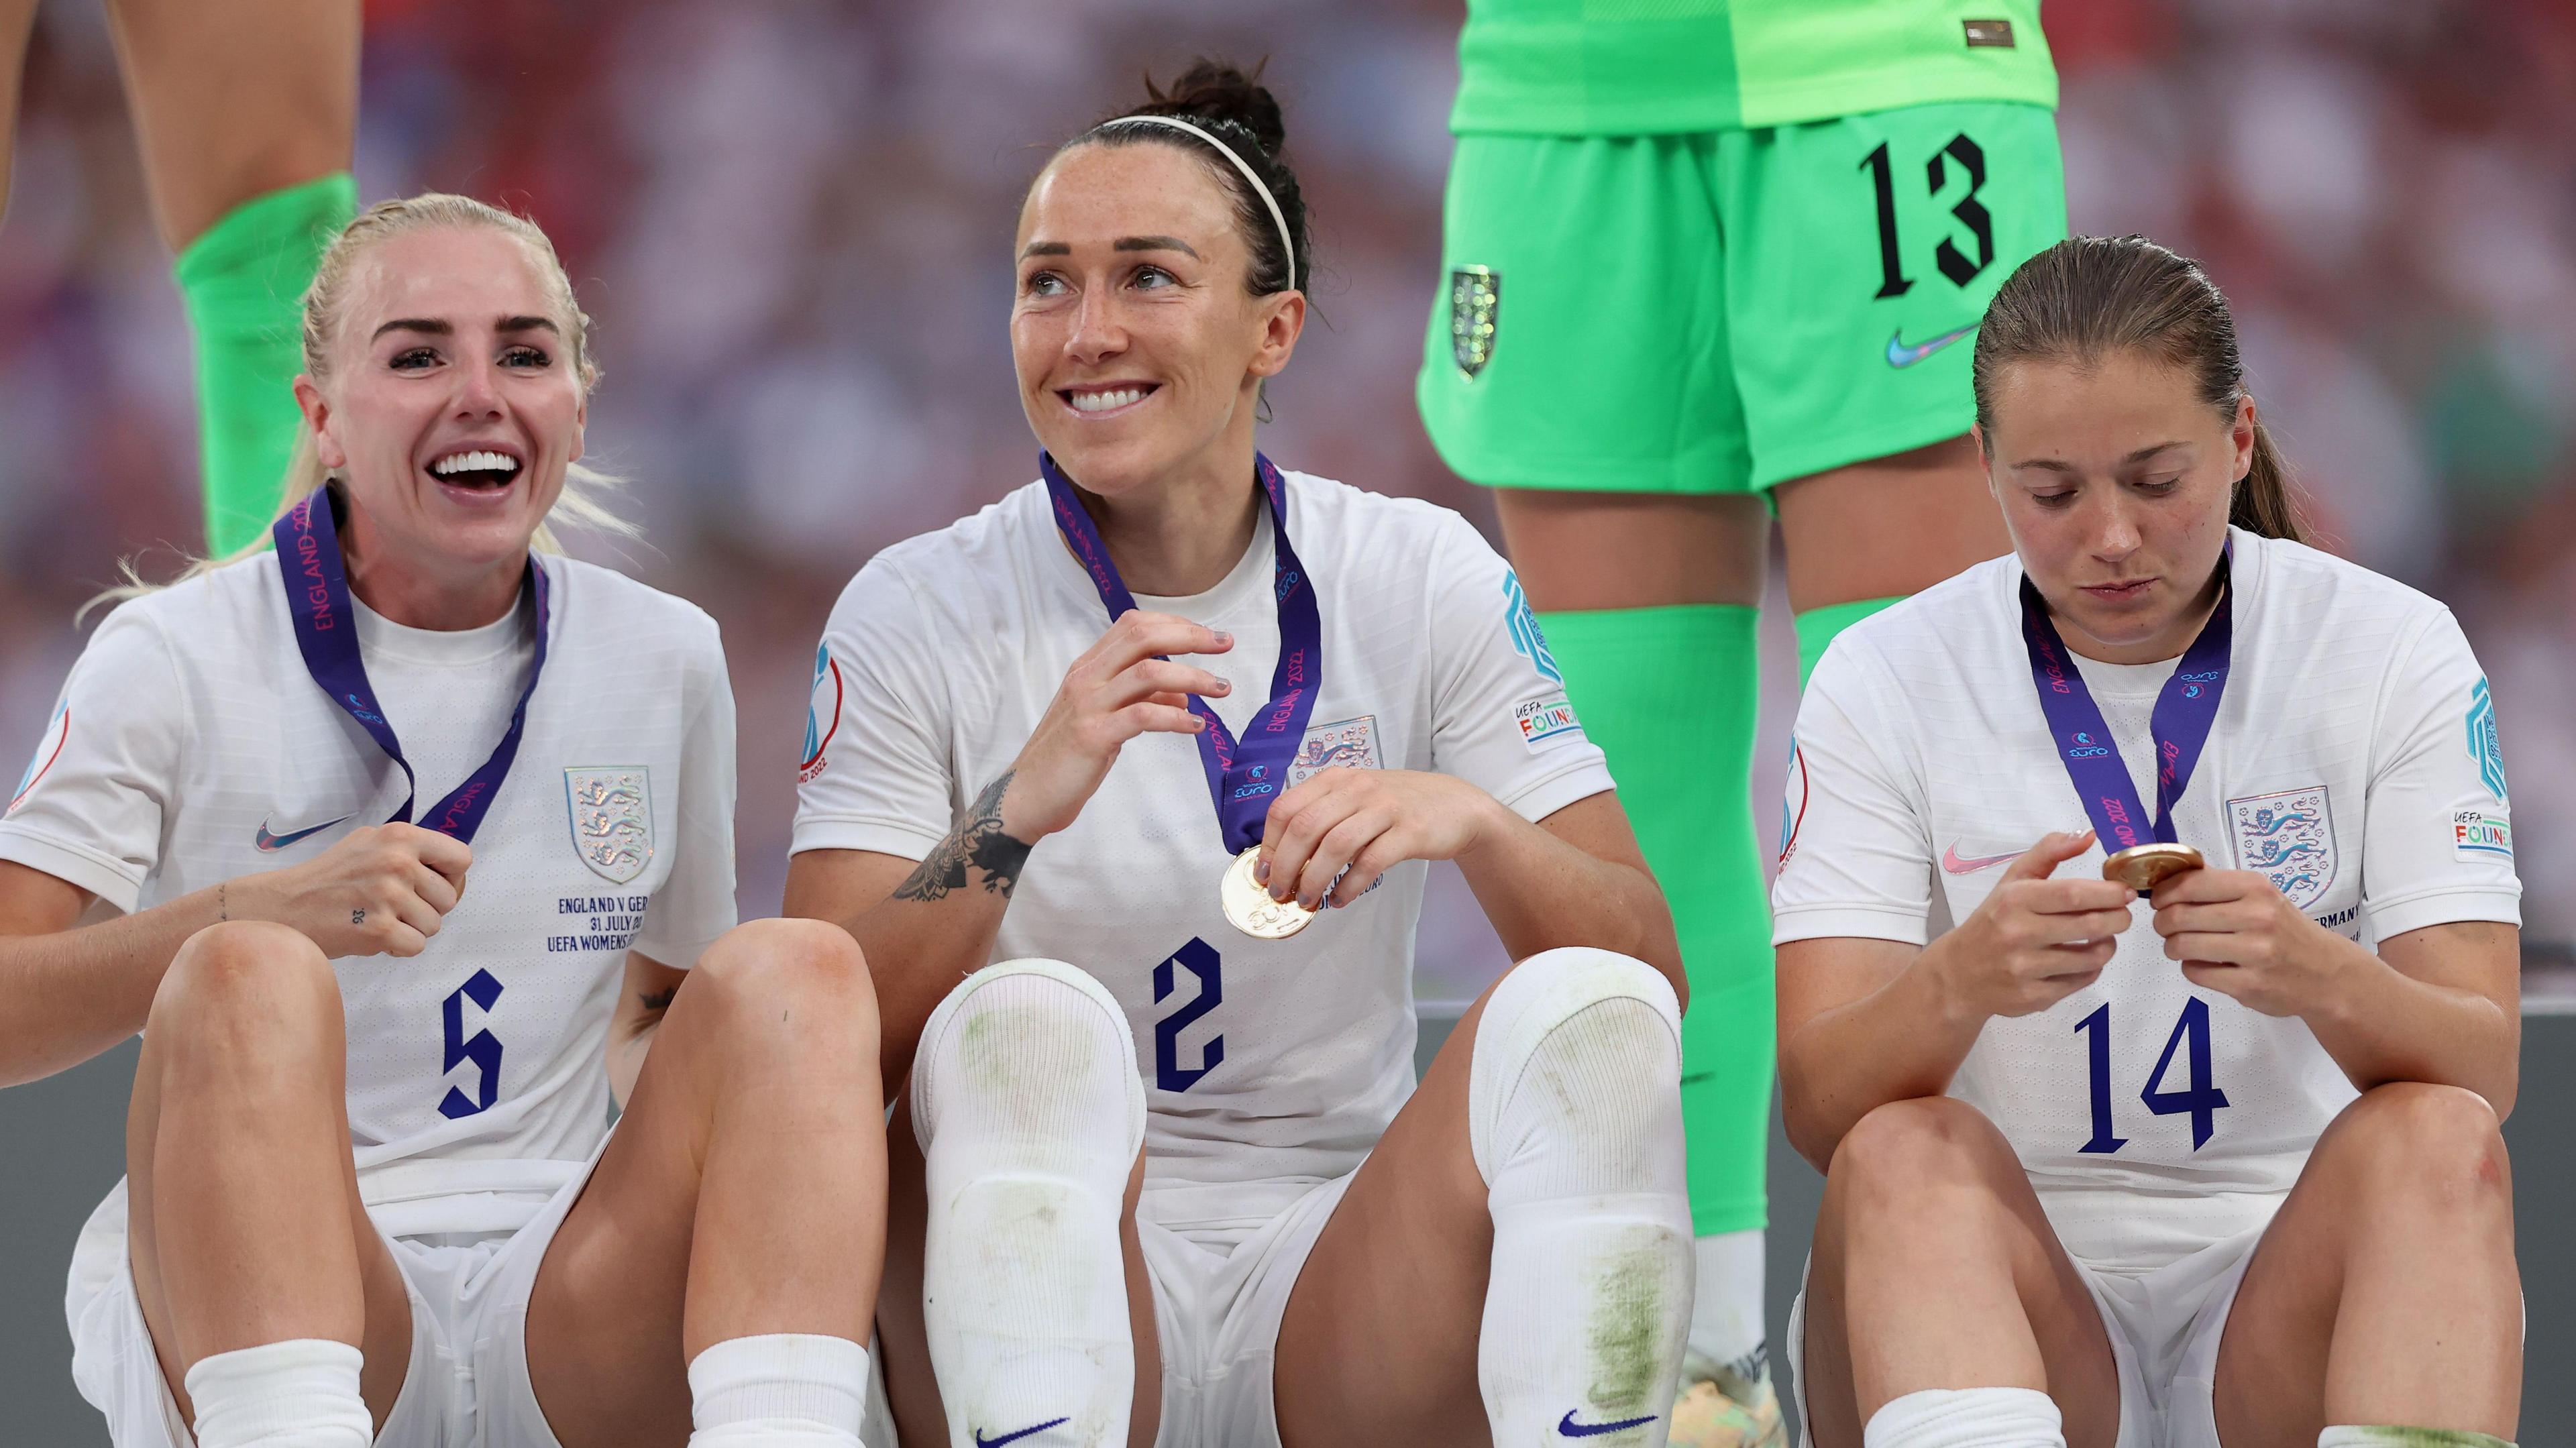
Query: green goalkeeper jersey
[{"left": 1451, "top": 0, "right": 2057, "bottom": 135}]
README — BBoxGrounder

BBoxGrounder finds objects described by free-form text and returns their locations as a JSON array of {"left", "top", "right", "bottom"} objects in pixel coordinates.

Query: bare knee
[
  {"left": 147, "top": 920, "right": 341, "bottom": 1088},
  {"left": 1826, "top": 1097, "right": 2021, "bottom": 1227},
  {"left": 686, "top": 917, "right": 881, "bottom": 1058},
  {"left": 2322, "top": 1082, "right": 2512, "bottom": 1220}
]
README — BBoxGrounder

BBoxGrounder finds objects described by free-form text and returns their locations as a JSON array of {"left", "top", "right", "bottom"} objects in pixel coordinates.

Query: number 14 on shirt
[{"left": 2074, "top": 999, "right": 2231, "bottom": 1154}]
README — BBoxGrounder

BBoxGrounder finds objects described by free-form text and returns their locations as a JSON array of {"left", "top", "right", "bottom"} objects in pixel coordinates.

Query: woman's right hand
[
  {"left": 1926, "top": 829, "right": 2137, "bottom": 1019},
  {"left": 234, "top": 822, "right": 472, "bottom": 958},
  {"left": 1000, "top": 610, "right": 1234, "bottom": 842}
]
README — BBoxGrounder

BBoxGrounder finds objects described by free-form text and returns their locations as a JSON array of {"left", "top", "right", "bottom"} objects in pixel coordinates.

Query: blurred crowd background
[{"left": 1, "top": 0, "right": 2571, "bottom": 1003}]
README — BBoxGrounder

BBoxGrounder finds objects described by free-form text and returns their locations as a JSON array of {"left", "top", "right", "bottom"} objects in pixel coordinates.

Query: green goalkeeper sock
[
  {"left": 1535, "top": 604, "right": 1770, "bottom": 1236},
  {"left": 175, "top": 171, "right": 356, "bottom": 554},
  {"left": 1793, "top": 595, "right": 1906, "bottom": 687}
]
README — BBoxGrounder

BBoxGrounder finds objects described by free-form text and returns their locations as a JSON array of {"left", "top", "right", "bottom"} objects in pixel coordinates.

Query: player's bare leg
[
  {"left": 1772, "top": 433, "right": 2013, "bottom": 628},
  {"left": 1275, "top": 950, "right": 1693, "bottom": 1448},
  {"left": 877, "top": 1099, "right": 1163, "bottom": 1448},
  {"left": 1491, "top": 490, "right": 1768, "bottom": 611},
  {"left": 1799, "top": 1096, "right": 2120, "bottom": 1448},
  {"left": 2211, "top": 1082, "right": 2520, "bottom": 1447},
  {"left": 101, "top": 0, "right": 356, "bottom": 252},
  {"left": 1490, "top": 488, "right": 1782, "bottom": 1446},
  {"left": 104, "top": 0, "right": 360, "bottom": 551},
  {"left": 0, "top": 0, "right": 40, "bottom": 208},
  {"left": 126, "top": 920, "right": 414, "bottom": 1429},
  {"left": 523, "top": 919, "right": 888, "bottom": 1447}
]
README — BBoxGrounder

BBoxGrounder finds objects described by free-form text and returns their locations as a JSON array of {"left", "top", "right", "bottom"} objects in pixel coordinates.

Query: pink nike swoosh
[{"left": 1941, "top": 842, "right": 2025, "bottom": 874}]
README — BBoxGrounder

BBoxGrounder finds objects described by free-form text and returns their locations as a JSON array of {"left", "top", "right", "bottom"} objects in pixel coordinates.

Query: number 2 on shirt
[
  {"left": 2075, "top": 999, "right": 2231, "bottom": 1153},
  {"left": 1154, "top": 938, "right": 1224, "bottom": 1093}
]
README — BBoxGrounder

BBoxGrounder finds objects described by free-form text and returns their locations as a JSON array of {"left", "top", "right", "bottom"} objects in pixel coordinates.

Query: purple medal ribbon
[
  {"left": 2019, "top": 549, "right": 2232, "bottom": 852},
  {"left": 1040, "top": 451, "right": 1321, "bottom": 853},
  {"left": 273, "top": 486, "right": 549, "bottom": 843}
]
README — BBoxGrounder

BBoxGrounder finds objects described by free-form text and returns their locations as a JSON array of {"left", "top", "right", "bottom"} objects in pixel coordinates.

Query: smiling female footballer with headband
[{"left": 788, "top": 60, "right": 1700, "bottom": 1448}]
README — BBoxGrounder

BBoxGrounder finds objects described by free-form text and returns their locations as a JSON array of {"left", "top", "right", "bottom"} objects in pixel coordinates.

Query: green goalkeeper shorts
[{"left": 1419, "top": 100, "right": 2066, "bottom": 494}]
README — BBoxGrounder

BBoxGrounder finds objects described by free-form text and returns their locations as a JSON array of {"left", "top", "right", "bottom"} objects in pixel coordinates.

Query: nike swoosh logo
[
  {"left": 974, "top": 1419, "right": 1068, "bottom": 1448},
  {"left": 1885, "top": 324, "right": 1977, "bottom": 368},
  {"left": 255, "top": 814, "right": 354, "bottom": 852},
  {"left": 1941, "top": 842, "right": 2025, "bottom": 874},
  {"left": 1559, "top": 1410, "right": 1660, "bottom": 1438}
]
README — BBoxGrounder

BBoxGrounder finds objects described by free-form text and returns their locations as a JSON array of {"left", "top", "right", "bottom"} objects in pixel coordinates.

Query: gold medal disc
[
  {"left": 1222, "top": 846, "right": 1313, "bottom": 940},
  {"left": 2101, "top": 842, "right": 2204, "bottom": 891}
]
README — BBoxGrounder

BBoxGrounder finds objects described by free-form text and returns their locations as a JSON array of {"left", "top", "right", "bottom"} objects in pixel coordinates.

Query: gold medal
[
  {"left": 1221, "top": 845, "right": 1312, "bottom": 940},
  {"left": 2101, "top": 842, "right": 2204, "bottom": 891}
]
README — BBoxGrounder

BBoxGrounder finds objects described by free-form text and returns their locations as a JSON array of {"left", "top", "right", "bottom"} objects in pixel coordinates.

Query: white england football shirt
[
  {"left": 0, "top": 551, "right": 737, "bottom": 1235},
  {"left": 794, "top": 470, "right": 1613, "bottom": 1215},
  {"left": 1772, "top": 528, "right": 2520, "bottom": 1272}
]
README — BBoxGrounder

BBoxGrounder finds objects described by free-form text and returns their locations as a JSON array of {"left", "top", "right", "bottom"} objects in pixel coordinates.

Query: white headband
[{"left": 1104, "top": 113, "right": 1296, "bottom": 293}]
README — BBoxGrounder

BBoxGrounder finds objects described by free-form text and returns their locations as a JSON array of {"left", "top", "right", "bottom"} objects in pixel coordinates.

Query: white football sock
[
  {"left": 687, "top": 1333, "right": 869, "bottom": 1446},
  {"left": 182, "top": 1339, "right": 373, "bottom": 1448},
  {"left": 1862, "top": 1388, "right": 2065, "bottom": 1448},
  {"left": 914, "top": 960, "right": 1146, "bottom": 1448},
  {"left": 1473, "top": 948, "right": 1696, "bottom": 1447},
  {"left": 1686, "top": 1227, "right": 1767, "bottom": 1378},
  {"left": 2319, "top": 1429, "right": 2515, "bottom": 1447}
]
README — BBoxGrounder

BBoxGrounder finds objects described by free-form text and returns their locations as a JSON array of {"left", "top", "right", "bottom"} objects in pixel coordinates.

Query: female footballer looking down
[
  {"left": 787, "top": 63, "right": 1696, "bottom": 1448},
  {"left": 0, "top": 195, "right": 886, "bottom": 1448},
  {"left": 1776, "top": 237, "right": 2521, "bottom": 1448}
]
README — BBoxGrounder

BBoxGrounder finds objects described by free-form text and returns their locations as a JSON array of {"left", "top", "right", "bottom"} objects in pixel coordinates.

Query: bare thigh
[
  {"left": 877, "top": 1093, "right": 1163, "bottom": 1448},
  {"left": 1772, "top": 434, "right": 2011, "bottom": 612},
  {"left": 101, "top": 0, "right": 357, "bottom": 247},
  {"left": 125, "top": 936, "right": 412, "bottom": 1429},
  {"left": 1271, "top": 989, "right": 1496, "bottom": 1448},
  {"left": 525, "top": 925, "right": 885, "bottom": 1448},
  {"left": 2212, "top": 1083, "right": 2521, "bottom": 1447},
  {"left": 1490, "top": 489, "right": 1770, "bottom": 612},
  {"left": 1799, "top": 1098, "right": 2118, "bottom": 1448}
]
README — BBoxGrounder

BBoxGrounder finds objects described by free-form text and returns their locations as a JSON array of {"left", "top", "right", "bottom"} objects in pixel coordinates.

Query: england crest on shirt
[
  {"left": 1289, "top": 714, "right": 1381, "bottom": 786},
  {"left": 2227, "top": 785, "right": 2334, "bottom": 909},
  {"left": 565, "top": 766, "right": 653, "bottom": 884}
]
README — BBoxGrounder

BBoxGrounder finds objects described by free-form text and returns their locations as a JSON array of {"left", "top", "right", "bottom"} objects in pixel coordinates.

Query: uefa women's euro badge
[{"left": 564, "top": 767, "right": 653, "bottom": 885}]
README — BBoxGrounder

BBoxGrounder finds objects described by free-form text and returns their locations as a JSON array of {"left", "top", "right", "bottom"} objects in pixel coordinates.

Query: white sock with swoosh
[
  {"left": 916, "top": 961, "right": 1145, "bottom": 1448},
  {"left": 1472, "top": 949, "right": 1695, "bottom": 1447}
]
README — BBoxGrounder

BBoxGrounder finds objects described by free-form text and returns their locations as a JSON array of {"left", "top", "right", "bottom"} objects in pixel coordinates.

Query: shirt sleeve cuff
[
  {"left": 1772, "top": 905, "right": 1931, "bottom": 948},
  {"left": 788, "top": 814, "right": 944, "bottom": 862},
  {"left": 0, "top": 828, "right": 142, "bottom": 915},
  {"left": 1496, "top": 761, "right": 1616, "bottom": 826},
  {"left": 2366, "top": 887, "right": 2523, "bottom": 941}
]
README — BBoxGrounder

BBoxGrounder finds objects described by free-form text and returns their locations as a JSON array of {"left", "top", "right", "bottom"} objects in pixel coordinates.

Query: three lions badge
[
  {"left": 565, "top": 767, "right": 653, "bottom": 885},
  {"left": 2226, "top": 786, "right": 2334, "bottom": 910}
]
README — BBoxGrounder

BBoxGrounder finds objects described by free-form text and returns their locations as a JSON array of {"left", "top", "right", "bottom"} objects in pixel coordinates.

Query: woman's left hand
[
  {"left": 1257, "top": 768, "right": 1506, "bottom": 911},
  {"left": 2151, "top": 867, "right": 2360, "bottom": 1017}
]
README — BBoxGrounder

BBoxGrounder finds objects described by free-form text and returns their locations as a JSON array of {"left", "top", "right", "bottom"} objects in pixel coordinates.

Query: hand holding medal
[{"left": 1044, "top": 450, "right": 1327, "bottom": 940}]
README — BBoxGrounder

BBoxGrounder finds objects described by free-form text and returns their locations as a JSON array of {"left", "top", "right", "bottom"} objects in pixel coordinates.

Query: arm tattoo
[
  {"left": 894, "top": 771, "right": 1033, "bottom": 902},
  {"left": 637, "top": 985, "right": 678, "bottom": 1015}
]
